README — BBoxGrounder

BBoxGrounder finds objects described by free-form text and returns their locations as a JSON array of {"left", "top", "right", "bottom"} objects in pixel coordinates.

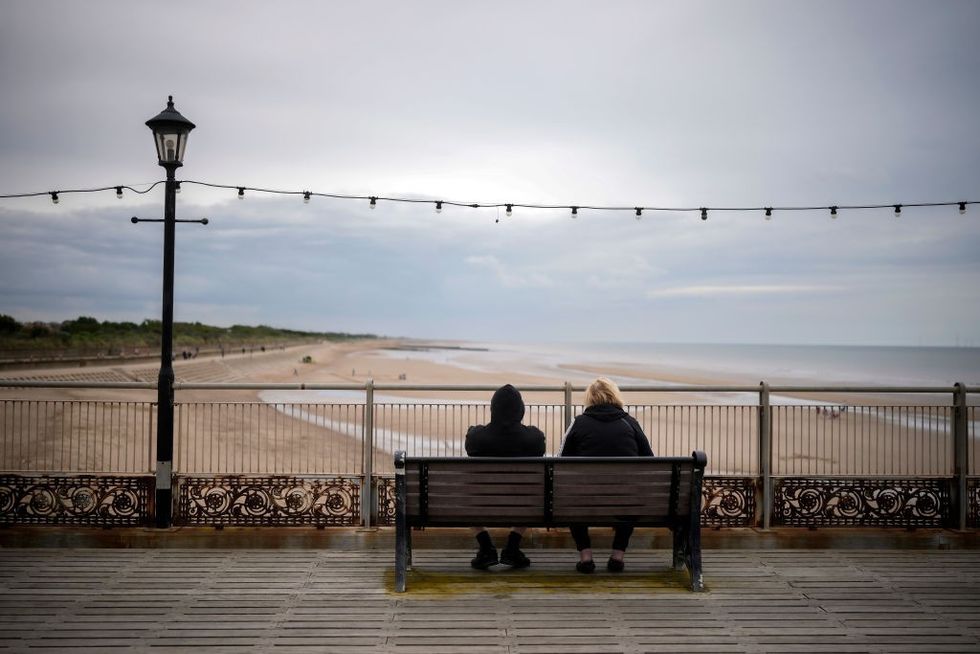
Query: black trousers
[{"left": 570, "top": 525, "right": 635, "bottom": 552}]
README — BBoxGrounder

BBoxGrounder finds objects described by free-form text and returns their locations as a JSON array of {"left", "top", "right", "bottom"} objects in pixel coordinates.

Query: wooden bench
[{"left": 393, "top": 450, "right": 707, "bottom": 592}]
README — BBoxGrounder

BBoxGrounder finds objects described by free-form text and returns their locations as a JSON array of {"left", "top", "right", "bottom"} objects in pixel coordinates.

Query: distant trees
[{"left": 0, "top": 314, "right": 376, "bottom": 355}]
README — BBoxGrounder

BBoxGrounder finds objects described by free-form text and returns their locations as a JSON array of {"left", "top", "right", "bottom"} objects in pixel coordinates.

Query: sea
[{"left": 388, "top": 341, "right": 980, "bottom": 388}]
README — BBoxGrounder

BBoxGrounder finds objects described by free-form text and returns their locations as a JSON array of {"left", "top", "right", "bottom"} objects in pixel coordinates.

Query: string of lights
[{"left": 0, "top": 179, "right": 974, "bottom": 220}]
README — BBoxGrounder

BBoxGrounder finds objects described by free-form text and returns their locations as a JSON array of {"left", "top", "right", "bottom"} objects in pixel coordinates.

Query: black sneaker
[
  {"left": 606, "top": 557, "right": 625, "bottom": 573},
  {"left": 575, "top": 559, "right": 596, "bottom": 574},
  {"left": 500, "top": 547, "right": 531, "bottom": 569},
  {"left": 470, "top": 548, "right": 499, "bottom": 570}
]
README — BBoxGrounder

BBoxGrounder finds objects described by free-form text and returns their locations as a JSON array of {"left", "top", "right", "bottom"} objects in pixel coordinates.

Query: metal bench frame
[{"left": 394, "top": 450, "right": 707, "bottom": 592}]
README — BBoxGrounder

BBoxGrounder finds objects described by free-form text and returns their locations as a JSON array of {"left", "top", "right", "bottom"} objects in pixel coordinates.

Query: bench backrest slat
[{"left": 407, "top": 463, "right": 545, "bottom": 523}]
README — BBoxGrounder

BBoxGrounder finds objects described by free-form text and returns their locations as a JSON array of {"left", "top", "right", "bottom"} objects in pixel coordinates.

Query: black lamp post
[{"left": 145, "top": 96, "right": 195, "bottom": 528}]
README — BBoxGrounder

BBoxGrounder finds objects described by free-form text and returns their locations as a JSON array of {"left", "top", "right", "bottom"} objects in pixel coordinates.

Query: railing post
[
  {"left": 759, "top": 381, "right": 772, "bottom": 529},
  {"left": 362, "top": 379, "right": 375, "bottom": 528},
  {"left": 563, "top": 381, "right": 573, "bottom": 433},
  {"left": 953, "top": 382, "right": 968, "bottom": 531}
]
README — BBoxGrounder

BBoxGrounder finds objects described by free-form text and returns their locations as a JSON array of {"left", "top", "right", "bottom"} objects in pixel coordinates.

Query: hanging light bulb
[
  {"left": 571, "top": 206, "right": 578, "bottom": 219},
  {"left": 700, "top": 207, "right": 707, "bottom": 221},
  {"left": 505, "top": 204, "right": 513, "bottom": 217},
  {"left": 303, "top": 191, "right": 311, "bottom": 204},
  {"left": 959, "top": 202, "right": 967, "bottom": 215},
  {"left": 237, "top": 187, "right": 245, "bottom": 200},
  {"left": 830, "top": 206, "right": 838, "bottom": 219},
  {"left": 174, "top": 181, "right": 181, "bottom": 194},
  {"left": 115, "top": 186, "right": 123, "bottom": 199},
  {"left": 369, "top": 196, "right": 377, "bottom": 209},
  {"left": 635, "top": 207, "right": 642, "bottom": 220},
  {"left": 50, "top": 192, "right": 59, "bottom": 205},
  {"left": 435, "top": 201, "right": 443, "bottom": 213},
  {"left": 894, "top": 204, "right": 902, "bottom": 217}
]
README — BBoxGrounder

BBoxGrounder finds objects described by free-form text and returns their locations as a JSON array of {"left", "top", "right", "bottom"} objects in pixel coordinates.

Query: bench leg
[
  {"left": 672, "top": 526, "right": 686, "bottom": 571},
  {"left": 396, "top": 523, "right": 408, "bottom": 592},
  {"left": 394, "top": 459, "right": 408, "bottom": 592},
  {"left": 687, "top": 492, "right": 704, "bottom": 592},
  {"left": 687, "top": 529, "right": 704, "bottom": 592}
]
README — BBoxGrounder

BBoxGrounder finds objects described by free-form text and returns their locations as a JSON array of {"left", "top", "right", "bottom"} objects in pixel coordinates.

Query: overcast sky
[{"left": 1, "top": 1, "right": 978, "bottom": 346}]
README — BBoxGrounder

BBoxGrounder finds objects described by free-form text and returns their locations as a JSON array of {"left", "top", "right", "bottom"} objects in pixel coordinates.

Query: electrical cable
[{"left": 0, "top": 178, "right": 975, "bottom": 218}]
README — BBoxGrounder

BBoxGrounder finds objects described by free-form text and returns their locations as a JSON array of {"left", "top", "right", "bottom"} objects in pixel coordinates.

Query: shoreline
[{"left": 1, "top": 338, "right": 970, "bottom": 407}]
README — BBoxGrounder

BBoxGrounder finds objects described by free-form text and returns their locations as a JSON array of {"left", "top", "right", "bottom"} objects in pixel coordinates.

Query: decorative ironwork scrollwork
[
  {"left": 774, "top": 477, "right": 948, "bottom": 527},
  {"left": 702, "top": 477, "right": 755, "bottom": 527},
  {"left": 375, "top": 476, "right": 396, "bottom": 526},
  {"left": 176, "top": 476, "right": 360, "bottom": 526},
  {"left": 0, "top": 475, "right": 152, "bottom": 526}
]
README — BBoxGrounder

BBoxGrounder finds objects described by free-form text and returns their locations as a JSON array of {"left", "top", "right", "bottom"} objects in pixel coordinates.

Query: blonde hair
[{"left": 584, "top": 377, "right": 624, "bottom": 409}]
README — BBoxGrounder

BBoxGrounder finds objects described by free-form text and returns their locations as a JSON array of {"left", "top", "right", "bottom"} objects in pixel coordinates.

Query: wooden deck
[{"left": 0, "top": 548, "right": 978, "bottom": 652}]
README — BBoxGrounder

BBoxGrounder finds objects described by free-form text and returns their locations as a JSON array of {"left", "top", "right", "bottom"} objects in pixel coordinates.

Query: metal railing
[
  {"left": 771, "top": 405, "right": 953, "bottom": 476},
  {"left": 175, "top": 401, "right": 364, "bottom": 474},
  {"left": 0, "top": 399, "right": 155, "bottom": 474},
  {"left": 1, "top": 379, "right": 976, "bottom": 528}
]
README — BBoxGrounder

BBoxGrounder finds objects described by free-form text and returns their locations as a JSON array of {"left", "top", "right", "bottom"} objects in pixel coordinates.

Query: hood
[
  {"left": 490, "top": 384, "right": 525, "bottom": 426},
  {"left": 583, "top": 403, "right": 629, "bottom": 422}
]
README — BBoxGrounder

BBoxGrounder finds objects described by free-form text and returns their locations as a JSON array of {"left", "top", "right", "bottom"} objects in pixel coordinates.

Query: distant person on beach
[
  {"left": 560, "top": 376, "right": 653, "bottom": 574},
  {"left": 465, "top": 384, "right": 546, "bottom": 570}
]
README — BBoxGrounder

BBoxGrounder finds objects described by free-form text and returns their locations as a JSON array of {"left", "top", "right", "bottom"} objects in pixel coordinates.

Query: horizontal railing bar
[
  {"left": 0, "top": 380, "right": 156, "bottom": 389},
  {"left": 769, "top": 386, "right": 962, "bottom": 394},
  {"left": 173, "top": 382, "right": 367, "bottom": 391},
  {"left": 1, "top": 379, "right": 974, "bottom": 394},
  {"left": 170, "top": 382, "right": 966, "bottom": 394},
  {"left": 0, "top": 470, "right": 155, "bottom": 475}
]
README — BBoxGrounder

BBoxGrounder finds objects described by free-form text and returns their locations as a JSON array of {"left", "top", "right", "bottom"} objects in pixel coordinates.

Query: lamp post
[{"left": 145, "top": 96, "right": 195, "bottom": 527}]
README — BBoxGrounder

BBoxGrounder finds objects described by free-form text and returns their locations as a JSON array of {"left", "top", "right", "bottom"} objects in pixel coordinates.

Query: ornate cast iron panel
[
  {"left": 176, "top": 476, "right": 360, "bottom": 526},
  {"left": 0, "top": 475, "right": 152, "bottom": 526},
  {"left": 969, "top": 478, "right": 980, "bottom": 529},
  {"left": 376, "top": 476, "right": 396, "bottom": 526},
  {"left": 702, "top": 477, "right": 756, "bottom": 527},
  {"left": 774, "top": 477, "right": 949, "bottom": 527}
]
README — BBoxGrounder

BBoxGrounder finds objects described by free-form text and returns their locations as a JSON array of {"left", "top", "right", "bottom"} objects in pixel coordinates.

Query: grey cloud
[{"left": 1, "top": 1, "right": 979, "bottom": 344}]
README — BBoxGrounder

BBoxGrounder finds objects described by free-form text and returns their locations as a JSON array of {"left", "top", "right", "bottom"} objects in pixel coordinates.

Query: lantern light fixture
[{"left": 145, "top": 95, "right": 196, "bottom": 166}]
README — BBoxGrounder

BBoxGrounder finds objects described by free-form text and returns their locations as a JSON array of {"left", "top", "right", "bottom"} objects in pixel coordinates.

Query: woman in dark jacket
[{"left": 560, "top": 377, "right": 653, "bottom": 573}]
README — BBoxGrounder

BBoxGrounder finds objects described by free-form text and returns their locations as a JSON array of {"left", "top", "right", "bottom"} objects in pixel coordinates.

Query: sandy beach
[{"left": 0, "top": 339, "right": 965, "bottom": 478}]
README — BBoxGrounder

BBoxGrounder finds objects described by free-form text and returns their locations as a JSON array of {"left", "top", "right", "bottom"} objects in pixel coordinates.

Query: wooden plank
[{"left": 1, "top": 547, "right": 979, "bottom": 653}]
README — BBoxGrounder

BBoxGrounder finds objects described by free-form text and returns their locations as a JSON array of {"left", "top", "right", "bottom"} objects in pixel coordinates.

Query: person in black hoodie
[
  {"left": 465, "top": 384, "right": 546, "bottom": 570},
  {"left": 560, "top": 376, "right": 653, "bottom": 573}
]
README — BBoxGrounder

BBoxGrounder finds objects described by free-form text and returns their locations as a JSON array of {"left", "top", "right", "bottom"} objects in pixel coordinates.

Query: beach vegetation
[{"left": 0, "top": 315, "right": 376, "bottom": 357}]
